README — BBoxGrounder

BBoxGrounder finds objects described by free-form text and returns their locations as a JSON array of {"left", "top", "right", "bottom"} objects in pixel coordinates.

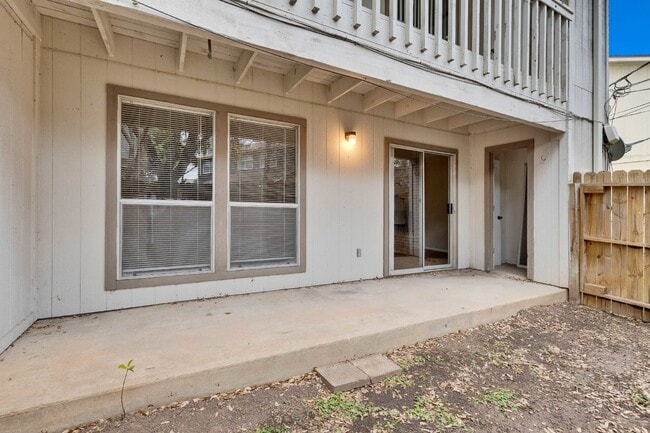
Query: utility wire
[{"left": 609, "top": 61, "right": 650, "bottom": 88}]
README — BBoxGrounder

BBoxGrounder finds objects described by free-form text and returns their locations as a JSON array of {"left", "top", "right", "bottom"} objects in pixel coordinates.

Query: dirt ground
[{"left": 66, "top": 304, "right": 649, "bottom": 433}]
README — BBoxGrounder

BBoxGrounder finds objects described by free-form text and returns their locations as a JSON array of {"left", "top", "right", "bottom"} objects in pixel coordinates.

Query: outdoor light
[{"left": 345, "top": 131, "right": 357, "bottom": 145}]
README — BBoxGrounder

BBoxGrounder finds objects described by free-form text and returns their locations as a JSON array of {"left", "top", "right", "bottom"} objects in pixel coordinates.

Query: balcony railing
[{"left": 261, "top": 0, "right": 572, "bottom": 106}]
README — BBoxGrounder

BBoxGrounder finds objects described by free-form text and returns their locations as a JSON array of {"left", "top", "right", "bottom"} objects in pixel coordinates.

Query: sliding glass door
[{"left": 389, "top": 145, "right": 455, "bottom": 274}]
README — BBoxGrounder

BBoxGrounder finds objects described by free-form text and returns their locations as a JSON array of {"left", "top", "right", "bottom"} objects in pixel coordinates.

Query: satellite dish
[
  {"left": 607, "top": 140, "right": 627, "bottom": 161},
  {"left": 603, "top": 124, "right": 630, "bottom": 162}
]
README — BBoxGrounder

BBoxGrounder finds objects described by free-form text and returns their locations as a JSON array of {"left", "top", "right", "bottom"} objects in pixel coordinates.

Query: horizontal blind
[
  {"left": 119, "top": 97, "right": 215, "bottom": 278},
  {"left": 230, "top": 206, "right": 297, "bottom": 267},
  {"left": 120, "top": 100, "right": 214, "bottom": 201},
  {"left": 121, "top": 204, "right": 211, "bottom": 276},
  {"left": 229, "top": 115, "right": 299, "bottom": 269},
  {"left": 229, "top": 116, "right": 297, "bottom": 204}
]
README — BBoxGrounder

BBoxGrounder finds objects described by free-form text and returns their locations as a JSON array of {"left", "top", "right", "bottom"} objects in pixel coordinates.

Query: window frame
[
  {"left": 117, "top": 95, "right": 217, "bottom": 280},
  {"left": 105, "top": 85, "right": 307, "bottom": 291},
  {"left": 226, "top": 113, "right": 301, "bottom": 271}
]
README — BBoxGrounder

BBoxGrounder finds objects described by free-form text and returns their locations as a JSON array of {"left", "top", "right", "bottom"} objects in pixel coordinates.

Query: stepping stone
[
  {"left": 316, "top": 355, "right": 402, "bottom": 392},
  {"left": 351, "top": 354, "right": 402, "bottom": 384},
  {"left": 315, "top": 361, "right": 370, "bottom": 392}
]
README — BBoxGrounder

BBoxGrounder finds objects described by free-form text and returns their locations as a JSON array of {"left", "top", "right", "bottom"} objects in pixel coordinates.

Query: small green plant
[
  {"left": 406, "top": 396, "right": 463, "bottom": 427},
  {"left": 117, "top": 359, "right": 135, "bottom": 418},
  {"left": 383, "top": 374, "right": 413, "bottom": 389},
  {"left": 632, "top": 390, "right": 650, "bottom": 408},
  {"left": 396, "top": 353, "right": 430, "bottom": 370},
  {"left": 314, "top": 393, "right": 376, "bottom": 420},
  {"left": 479, "top": 387, "right": 520, "bottom": 411},
  {"left": 255, "top": 426, "right": 287, "bottom": 433}
]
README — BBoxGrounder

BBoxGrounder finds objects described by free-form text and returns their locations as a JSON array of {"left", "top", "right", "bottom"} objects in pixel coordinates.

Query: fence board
[{"left": 573, "top": 170, "right": 650, "bottom": 322}]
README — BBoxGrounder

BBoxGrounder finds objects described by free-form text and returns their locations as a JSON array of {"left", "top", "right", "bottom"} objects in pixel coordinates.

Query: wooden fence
[{"left": 570, "top": 171, "right": 650, "bottom": 322}]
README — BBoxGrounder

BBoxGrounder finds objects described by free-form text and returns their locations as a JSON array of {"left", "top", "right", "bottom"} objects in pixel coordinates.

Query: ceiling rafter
[
  {"left": 283, "top": 64, "right": 314, "bottom": 94},
  {"left": 177, "top": 32, "right": 188, "bottom": 72},
  {"left": 233, "top": 49, "right": 257, "bottom": 84},
  {"left": 362, "top": 87, "right": 396, "bottom": 112},
  {"left": 327, "top": 76, "right": 363, "bottom": 104},
  {"left": 394, "top": 98, "right": 434, "bottom": 118}
]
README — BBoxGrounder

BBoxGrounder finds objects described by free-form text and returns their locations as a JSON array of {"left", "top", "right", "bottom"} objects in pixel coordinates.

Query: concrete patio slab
[
  {"left": 0, "top": 270, "right": 566, "bottom": 433},
  {"left": 351, "top": 354, "right": 402, "bottom": 383},
  {"left": 316, "top": 362, "right": 370, "bottom": 392}
]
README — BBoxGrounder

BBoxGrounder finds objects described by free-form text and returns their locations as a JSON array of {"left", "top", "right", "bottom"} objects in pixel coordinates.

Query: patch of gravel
[{"left": 64, "top": 304, "right": 649, "bottom": 433}]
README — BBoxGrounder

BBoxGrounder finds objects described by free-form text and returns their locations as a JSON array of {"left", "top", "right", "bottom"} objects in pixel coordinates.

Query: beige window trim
[{"left": 105, "top": 85, "right": 307, "bottom": 291}]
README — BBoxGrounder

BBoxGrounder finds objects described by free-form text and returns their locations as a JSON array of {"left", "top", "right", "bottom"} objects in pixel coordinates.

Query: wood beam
[
  {"left": 327, "top": 76, "right": 362, "bottom": 104},
  {"left": 447, "top": 112, "right": 485, "bottom": 130},
  {"left": 283, "top": 64, "right": 313, "bottom": 94},
  {"left": 91, "top": 8, "right": 115, "bottom": 57},
  {"left": 233, "top": 49, "right": 257, "bottom": 84},
  {"left": 467, "top": 119, "right": 516, "bottom": 134},
  {"left": 422, "top": 104, "right": 458, "bottom": 124},
  {"left": 362, "top": 87, "right": 395, "bottom": 112},
  {"left": 5, "top": 0, "right": 42, "bottom": 40},
  {"left": 394, "top": 98, "right": 433, "bottom": 118},
  {"left": 177, "top": 32, "right": 188, "bottom": 72}
]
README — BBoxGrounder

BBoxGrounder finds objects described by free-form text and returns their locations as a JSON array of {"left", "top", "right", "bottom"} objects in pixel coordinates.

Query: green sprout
[{"left": 117, "top": 359, "right": 135, "bottom": 418}]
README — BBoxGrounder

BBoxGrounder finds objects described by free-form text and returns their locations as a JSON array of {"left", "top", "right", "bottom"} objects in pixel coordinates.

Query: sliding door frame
[{"left": 384, "top": 138, "right": 458, "bottom": 277}]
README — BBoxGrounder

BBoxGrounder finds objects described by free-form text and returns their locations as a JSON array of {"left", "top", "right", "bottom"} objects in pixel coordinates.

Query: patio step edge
[{"left": 0, "top": 289, "right": 566, "bottom": 433}]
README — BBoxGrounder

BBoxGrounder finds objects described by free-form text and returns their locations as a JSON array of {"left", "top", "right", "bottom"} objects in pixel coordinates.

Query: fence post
[{"left": 568, "top": 172, "right": 581, "bottom": 304}]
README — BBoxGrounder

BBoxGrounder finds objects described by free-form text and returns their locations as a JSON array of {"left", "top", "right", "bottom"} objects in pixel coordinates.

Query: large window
[
  {"left": 118, "top": 97, "right": 215, "bottom": 278},
  {"left": 107, "top": 87, "right": 305, "bottom": 289},
  {"left": 228, "top": 115, "right": 299, "bottom": 269}
]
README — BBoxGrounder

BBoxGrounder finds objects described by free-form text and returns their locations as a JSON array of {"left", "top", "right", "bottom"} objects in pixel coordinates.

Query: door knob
[{"left": 497, "top": 216, "right": 503, "bottom": 220}]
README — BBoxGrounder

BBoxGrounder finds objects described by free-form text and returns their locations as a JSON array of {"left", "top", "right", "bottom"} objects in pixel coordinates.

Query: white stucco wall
[{"left": 0, "top": 1, "right": 38, "bottom": 353}]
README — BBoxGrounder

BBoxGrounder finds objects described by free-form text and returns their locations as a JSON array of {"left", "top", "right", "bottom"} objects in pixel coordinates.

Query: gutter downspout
[{"left": 592, "top": 0, "right": 607, "bottom": 171}]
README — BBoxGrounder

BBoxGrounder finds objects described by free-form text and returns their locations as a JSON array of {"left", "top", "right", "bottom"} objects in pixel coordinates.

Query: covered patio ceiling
[{"left": 33, "top": 0, "right": 529, "bottom": 136}]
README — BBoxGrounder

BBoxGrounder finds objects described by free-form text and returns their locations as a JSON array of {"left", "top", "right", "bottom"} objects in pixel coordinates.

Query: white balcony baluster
[
  {"left": 389, "top": 0, "right": 397, "bottom": 41},
  {"left": 553, "top": 11, "right": 561, "bottom": 100},
  {"left": 513, "top": 0, "right": 522, "bottom": 86},
  {"left": 483, "top": 0, "right": 492, "bottom": 76},
  {"left": 539, "top": 4, "right": 547, "bottom": 96},
  {"left": 521, "top": 0, "right": 531, "bottom": 89},
  {"left": 420, "top": 0, "right": 428, "bottom": 51},
  {"left": 405, "top": 0, "right": 413, "bottom": 46},
  {"left": 448, "top": 0, "right": 456, "bottom": 62},
  {"left": 493, "top": 0, "right": 503, "bottom": 79},
  {"left": 353, "top": 0, "right": 362, "bottom": 29},
  {"left": 434, "top": 0, "right": 443, "bottom": 58},
  {"left": 459, "top": 0, "right": 468, "bottom": 67},
  {"left": 504, "top": 0, "right": 513, "bottom": 83},
  {"left": 530, "top": 0, "right": 539, "bottom": 93},
  {"left": 471, "top": 0, "right": 480, "bottom": 71},
  {"left": 272, "top": 0, "right": 570, "bottom": 107},
  {"left": 332, "top": 0, "right": 341, "bottom": 21},
  {"left": 372, "top": 0, "right": 380, "bottom": 35}
]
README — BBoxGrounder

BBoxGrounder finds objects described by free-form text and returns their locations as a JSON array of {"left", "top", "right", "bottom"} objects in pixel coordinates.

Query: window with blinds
[
  {"left": 229, "top": 115, "right": 299, "bottom": 268},
  {"left": 119, "top": 97, "right": 215, "bottom": 278}
]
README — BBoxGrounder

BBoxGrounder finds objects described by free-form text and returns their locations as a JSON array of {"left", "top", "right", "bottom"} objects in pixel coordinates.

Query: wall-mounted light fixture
[{"left": 344, "top": 131, "right": 357, "bottom": 145}]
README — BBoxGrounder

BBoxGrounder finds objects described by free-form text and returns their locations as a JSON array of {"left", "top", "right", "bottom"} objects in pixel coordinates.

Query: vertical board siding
[
  {"left": 0, "top": 8, "right": 14, "bottom": 340},
  {"left": 51, "top": 51, "right": 82, "bottom": 317},
  {"left": 0, "top": 4, "right": 37, "bottom": 353},
  {"left": 38, "top": 17, "right": 472, "bottom": 317}
]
